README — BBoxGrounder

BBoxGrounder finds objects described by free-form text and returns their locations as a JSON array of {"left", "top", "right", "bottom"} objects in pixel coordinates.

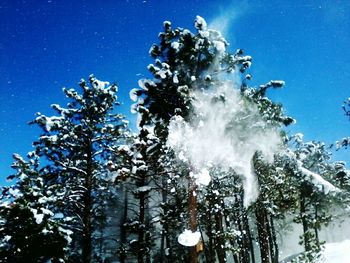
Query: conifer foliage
[{"left": 1, "top": 75, "right": 129, "bottom": 262}]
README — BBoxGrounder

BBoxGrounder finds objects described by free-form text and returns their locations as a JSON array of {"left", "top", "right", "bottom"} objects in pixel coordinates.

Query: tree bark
[
  {"left": 214, "top": 212, "right": 226, "bottom": 263},
  {"left": 206, "top": 201, "right": 215, "bottom": 263},
  {"left": 82, "top": 141, "right": 93, "bottom": 263},
  {"left": 189, "top": 177, "right": 198, "bottom": 263},
  {"left": 269, "top": 216, "right": 279, "bottom": 263},
  {"left": 119, "top": 189, "right": 128, "bottom": 263},
  {"left": 240, "top": 194, "right": 252, "bottom": 263},
  {"left": 300, "top": 193, "right": 311, "bottom": 252},
  {"left": 314, "top": 204, "right": 320, "bottom": 248},
  {"left": 255, "top": 202, "right": 271, "bottom": 263},
  {"left": 138, "top": 190, "right": 146, "bottom": 263}
]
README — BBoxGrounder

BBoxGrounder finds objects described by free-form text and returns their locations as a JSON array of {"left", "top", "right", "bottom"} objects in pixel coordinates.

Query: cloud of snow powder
[
  {"left": 208, "top": 1, "right": 250, "bottom": 40},
  {"left": 167, "top": 82, "right": 281, "bottom": 207}
]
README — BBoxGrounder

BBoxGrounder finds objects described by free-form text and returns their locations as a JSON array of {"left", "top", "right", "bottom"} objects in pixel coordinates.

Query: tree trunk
[
  {"left": 314, "top": 204, "right": 320, "bottom": 248},
  {"left": 255, "top": 202, "right": 271, "bottom": 263},
  {"left": 138, "top": 191, "right": 146, "bottom": 263},
  {"left": 269, "top": 216, "right": 279, "bottom": 263},
  {"left": 206, "top": 201, "right": 215, "bottom": 263},
  {"left": 82, "top": 141, "right": 93, "bottom": 263},
  {"left": 215, "top": 212, "right": 226, "bottom": 263},
  {"left": 266, "top": 215, "right": 275, "bottom": 263},
  {"left": 119, "top": 189, "right": 128, "bottom": 263},
  {"left": 300, "top": 193, "right": 311, "bottom": 252},
  {"left": 240, "top": 194, "right": 253, "bottom": 263},
  {"left": 160, "top": 176, "right": 170, "bottom": 262},
  {"left": 82, "top": 195, "right": 92, "bottom": 263},
  {"left": 145, "top": 229, "right": 151, "bottom": 263},
  {"left": 223, "top": 212, "right": 240, "bottom": 263},
  {"left": 189, "top": 177, "right": 198, "bottom": 263}
]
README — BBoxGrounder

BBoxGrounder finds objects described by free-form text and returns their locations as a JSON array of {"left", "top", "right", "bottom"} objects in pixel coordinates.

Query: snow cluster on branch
[
  {"left": 177, "top": 229, "right": 201, "bottom": 247},
  {"left": 297, "top": 160, "right": 339, "bottom": 194}
]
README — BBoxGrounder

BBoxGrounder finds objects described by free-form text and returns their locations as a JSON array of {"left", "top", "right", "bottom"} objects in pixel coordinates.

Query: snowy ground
[
  {"left": 280, "top": 240, "right": 350, "bottom": 263},
  {"left": 322, "top": 239, "right": 350, "bottom": 263}
]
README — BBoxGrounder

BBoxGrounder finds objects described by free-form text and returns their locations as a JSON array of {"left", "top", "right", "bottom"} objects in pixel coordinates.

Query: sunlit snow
[
  {"left": 191, "top": 168, "right": 211, "bottom": 186},
  {"left": 178, "top": 229, "right": 201, "bottom": 247},
  {"left": 322, "top": 239, "right": 350, "bottom": 263},
  {"left": 167, "top": 82, "right": 281, "bottom": 207}
]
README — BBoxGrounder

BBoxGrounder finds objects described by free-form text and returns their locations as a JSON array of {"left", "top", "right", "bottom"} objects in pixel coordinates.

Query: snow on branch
[
  {"left": 178, "top": 229, "right": 201, "bottom": 247},
  {"left": 297, "top": 160, "right": 340, "bottom": 194}
]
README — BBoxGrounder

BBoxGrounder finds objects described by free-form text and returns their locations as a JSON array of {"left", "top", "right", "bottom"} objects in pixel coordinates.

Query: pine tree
[
  {"left": 29, "top": 75, "right": 129, "bottom": 262},
  {"left": 130, "top": 16, "right": 292, "bottom": 263},
  {"left": 287, "top": 138, "right": 340, "bottom": 262},
  {"left": 0, "top": 153, "right": 70, "bottom": 263},
  {"left": 130, "top": 16, "right": 252, "bottom": 263}
]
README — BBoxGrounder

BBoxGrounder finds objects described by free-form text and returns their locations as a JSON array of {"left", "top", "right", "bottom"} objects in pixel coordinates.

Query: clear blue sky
[{"left": 1, "top": 0, "right": 350, "bottom": 183}]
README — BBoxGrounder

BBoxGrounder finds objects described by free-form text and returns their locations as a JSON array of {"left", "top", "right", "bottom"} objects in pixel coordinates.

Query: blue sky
[{"left": 1, "top": 0, "right": 350, "bottom": 182}]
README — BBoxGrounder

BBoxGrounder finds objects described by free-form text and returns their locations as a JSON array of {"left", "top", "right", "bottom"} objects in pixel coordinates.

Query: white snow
[
  {"left": 171, "top": 41, "right": 180, "bottom": 50},
  {"left": 58, "top": 227, "right": 73, "bottom": 244},
  {"left": 213, "top": 40, "right": 226, "bottom": 53},
  {"left": 194, "top": 15, "right": 207, "bottom": 30},
  {"left": 3, "top": 235, "right": 11, "bottom": 242},
  {"left": 282, "top": 240, "right": 350, "bottom": 263},
  {"left": 167, "top": 82, "right": 281, "bottom": 207},
  {"left": 91, "top": 78, "right": 110, "bottom": 90},
  {"left": 322, "top": 239, "right": 350, "bottom": 263},
  {"left": 118, "top": 144, "right": 131, "bottom": 153},
  {"left": 178, "top": 151, "right": 187, "bottom": 161},
  {"left": 173, "top": 73, "right": 179, "bottom": 84},
  {"left": 191, "top": 168, "right": 211, "bottom": 186},
  {"left": 38, "top": 115, "right": 63, "bottom": 132},
  {"left": 297, "top": 161, "right": 340, "bottom": 194},
  {"left": 41, "top": 208, "right": 54, "bottom": 216},
  {"left": 31, "top": 209, "right": 44, "bottom": 224},
  {"left": 136, "top": 186, "right": 152, "bottom": 193},
  {"left": 163, "top": 20, "right": 171, "bottom": 27},
  {"left": 294, "top": 133, "right": 304, "bottom": 144},
  {"left": 8, "top": 188, "right": 22, "bottom": 198},
  {"left": 178, "top": 229, "right": 201, "bottom": 247},
  {"left": 270, "top": 80, "right": 285, "bottom": 86},
  {"left": 129, "top": 88, "right": 139, "bottom": 102}
]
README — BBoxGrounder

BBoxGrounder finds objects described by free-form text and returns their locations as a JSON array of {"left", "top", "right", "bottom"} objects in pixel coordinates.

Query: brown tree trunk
[{"left": 189, "top": 177, "right": 198, "bottom": 263}]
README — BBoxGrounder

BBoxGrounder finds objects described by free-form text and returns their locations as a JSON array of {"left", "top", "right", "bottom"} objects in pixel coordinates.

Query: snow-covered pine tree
[
  {"left": 240, "top": 80, "right": 295, "bottom": 263},
  {"left": 119, "top": 126, "right": 159, "bottom": 263},
  {"left": 130, "top": 16, "right": 293, "bottom": 263},
  {"left": 129, "top": 16, "right": 254, "bottom": 263},
  {"left": 285, "top": 138, "right": 341, "bottom": 262},
  {"left": 30, "top": 75, "right": 129, "bottom": 262},
  {"left": 0, "top": 153, "right": 70, "bottom": 263}
]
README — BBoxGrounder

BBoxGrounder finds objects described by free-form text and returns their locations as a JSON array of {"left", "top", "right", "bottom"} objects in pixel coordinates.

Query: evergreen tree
[
  {"left": 0, "top": 153, "right": 69, "bottom": 263},
  {"left": 130, "top": 16, "right": 293, "bottom": 263},
  {"left": 288, "top": 138, "right": 341, "bottom": 262},
  {"left": 29, "top": 75, "right": 129, "bottom": 262}
]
